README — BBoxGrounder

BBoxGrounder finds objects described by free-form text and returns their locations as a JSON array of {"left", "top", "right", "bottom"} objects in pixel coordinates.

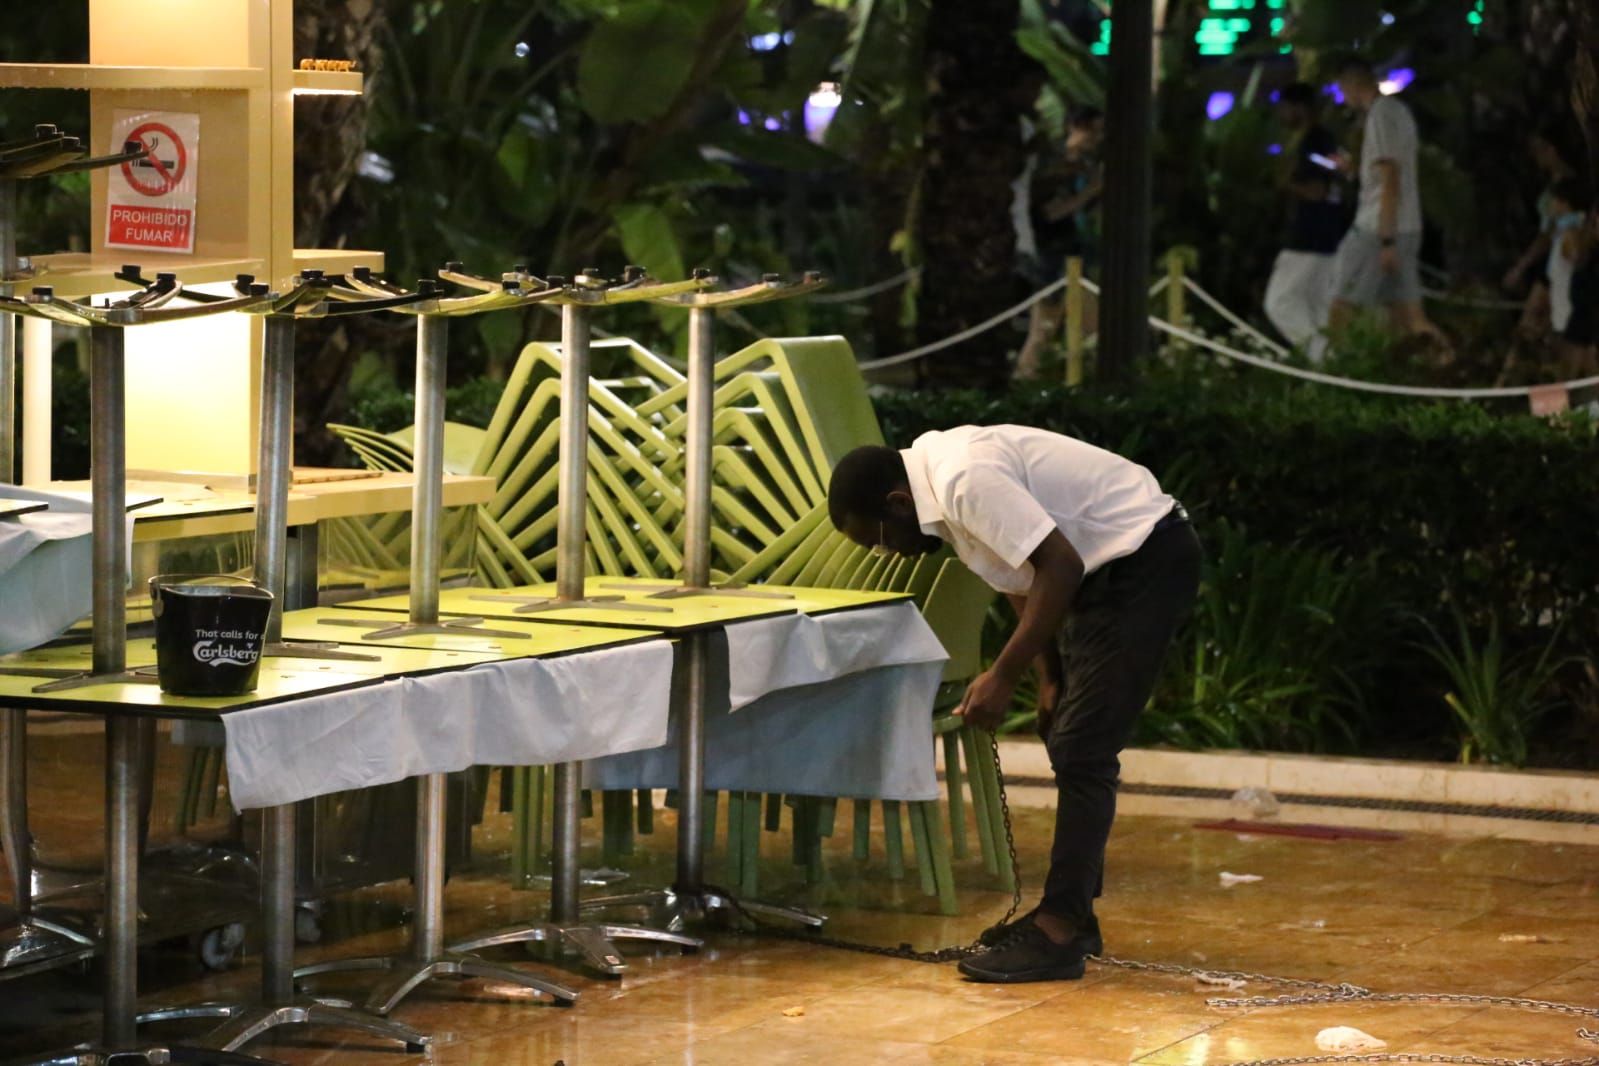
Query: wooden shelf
[
  {"left": 0, "top": 63, "right": 266, "bottom": 92},
  {"left": 292, "top": 69, "right": 363, "bottom": 96},
  {"left": 27, "top": 252, "right": 266, "bottom": 297}
]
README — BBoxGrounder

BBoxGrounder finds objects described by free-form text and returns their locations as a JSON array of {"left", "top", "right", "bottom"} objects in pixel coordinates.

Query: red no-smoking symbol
[{"left": 120, "top": 122, "right": 187, "bottom": 196}]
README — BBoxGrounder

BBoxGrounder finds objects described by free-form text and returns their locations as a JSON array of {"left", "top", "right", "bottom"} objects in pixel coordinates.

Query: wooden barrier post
[
  {"left": 1065, "top": 256, "right": 1085, "bottom": 386},
  {"left": 1163, "top": 251, "right": 1187, "bottom": 354}
]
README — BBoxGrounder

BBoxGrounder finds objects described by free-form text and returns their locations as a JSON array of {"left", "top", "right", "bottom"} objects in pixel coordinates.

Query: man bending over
[{"left": 828, "top": 425, "right": 1200, "bottom": 982}]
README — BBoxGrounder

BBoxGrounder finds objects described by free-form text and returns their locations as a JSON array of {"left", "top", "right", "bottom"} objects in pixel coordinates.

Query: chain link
[
  {"left": 733, "top": 733, "right": 1599, "bottom": 1066},
  {"left": 1192, "top": 1056, "right": 1599, "bottom": 1066}
]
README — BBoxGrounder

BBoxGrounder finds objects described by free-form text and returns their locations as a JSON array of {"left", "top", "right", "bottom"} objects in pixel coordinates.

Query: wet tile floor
[{"left": 3, "top": 728, "right": 1599, "bottom": 1064}]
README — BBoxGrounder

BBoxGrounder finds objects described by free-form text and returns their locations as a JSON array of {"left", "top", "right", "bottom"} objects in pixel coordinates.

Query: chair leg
[
  {"left": 852, "top": 800, "right": 870, "bottom": 862},
  {"left": 960, "top": 728, "right": 999, "bottom": 876},
  {"left": 908, "top": 801, "right": 936, "bottom": 897},
  {"left": 701, "top": 790, "right": 720, "bottom": 856},
  {"left": 530, "top": 765, "right": 548, "bottom": 866},
  {"left": 809, "top": 799, "right": 833, "bottom": 884},
  {"left": 510, "top": 766, "right": 531, "bottom": 888},
  {"left": 725, "top": 792, "right": 746, "bottom": 887},
  {"left": 739, "top": 789, "right": 760, "bottom": 897},
  {"left": 943, "top": 732, "right": 968, "bottom": 860},
  {"left": 973, "top": 731, "right": 1015, "bottom": 891},
  {"left": 919, "top": 799, "right": 960, "bottom": 916},
  {"left": 882, "top": 800, "right": 905, "bottom": 880},
  {"left": 174, "top": 748, "right": 203, "bottom": 834},
  {"left": 789, "top": 799, "right": 808, "bottom": 868},
  {"left": 636, "top": 789, "right": 654, "bottom": 835},
  {"left": 601, "top": 790, "right": 629, "bottom": 866}
]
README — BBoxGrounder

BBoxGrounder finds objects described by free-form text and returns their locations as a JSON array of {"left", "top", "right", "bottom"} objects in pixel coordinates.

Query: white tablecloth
[
  {"left": 726, "top": 602, "right": 948, "bottom": 712},
  {"left": 221, "top": 640, "right": 674, "bottom": 810},
  {"left": 587, "top": 602, "right": 948, "bottom": 801},
  {"left": 0, "top": 512, "right": 96, "bottom": 656}
]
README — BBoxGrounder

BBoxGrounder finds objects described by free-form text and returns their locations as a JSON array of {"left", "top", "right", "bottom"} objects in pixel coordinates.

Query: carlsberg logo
[{"left": 192, "top": 634, "right": 261, "bottom": 668}]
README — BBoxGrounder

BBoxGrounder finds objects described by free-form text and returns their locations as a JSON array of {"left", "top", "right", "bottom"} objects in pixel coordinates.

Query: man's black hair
[
  {"left": 1279, "top": 82, "right": 1319, "bottom": 110},
  {"left": 1552, "top": 177, "right": 1593, "bottom": 213},
  {"left": 828, "top": 445, "right": 907, "bottom": 529},
  {"left": 1070, "top": 106, "right": 1104, "bottom": 128}
]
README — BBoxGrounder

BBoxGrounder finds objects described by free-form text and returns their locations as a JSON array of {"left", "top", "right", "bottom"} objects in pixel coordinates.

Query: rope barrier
[
  {"left": 810, "top": 268, "right": 922, "bottom": 305},
  {"left": 850, "top": 269, "right": 1589, "bottom": 400},
  {"left": 1180, "top": 277, "right": 1290, "bottom": 358},
  {"left": 856, "top": 278, "right": 1068, "bottom": 370},
  {"left": 854, "top": 275, "right": 1175, "bottom": 371},
  {"left": 1147, "top": 313, "right": 1599, "bottom": 398}
]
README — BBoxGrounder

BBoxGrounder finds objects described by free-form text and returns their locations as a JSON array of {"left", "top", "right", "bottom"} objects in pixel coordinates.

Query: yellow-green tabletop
[
  {"left": 0, "top": 640, "right": 382, "bottom": 720},
  {"left": 344, "top": 578, "right": 909, "bottom": 634},
  {"left": 0, "top": 609, "right": 664, "bottom": 720},
  {"left": 282, "top": 606, "right": 662, "bottom": 655}
]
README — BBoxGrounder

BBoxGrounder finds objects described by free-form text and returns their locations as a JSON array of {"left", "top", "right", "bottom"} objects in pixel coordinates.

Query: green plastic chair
[{"left": 328, "top": 334, "right": 1004, "bottom": 911}]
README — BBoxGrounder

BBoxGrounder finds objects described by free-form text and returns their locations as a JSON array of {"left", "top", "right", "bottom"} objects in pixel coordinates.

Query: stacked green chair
[{"left": 326, "top": 334, "right": 1010, "bottom": 913}]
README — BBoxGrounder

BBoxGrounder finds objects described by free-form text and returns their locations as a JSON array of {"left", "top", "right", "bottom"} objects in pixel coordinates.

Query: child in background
[
  {"left": 1560, "top": 205, "right": 1599, "bottom": 379},
  {"left": 1547, "top": 180, "right": 1594, "bottom": 377}
]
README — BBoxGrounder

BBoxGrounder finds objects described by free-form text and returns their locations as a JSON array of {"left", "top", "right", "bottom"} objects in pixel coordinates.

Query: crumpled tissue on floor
[{"left": 1316, "top": 1026, "right": 1387, "bottom": 1051}]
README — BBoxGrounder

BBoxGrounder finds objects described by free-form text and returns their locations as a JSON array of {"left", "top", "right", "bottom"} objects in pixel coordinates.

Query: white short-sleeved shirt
[
  {"left": 901, "top": 425, "right": 1175, "bottom": 595},
  {"left": 1354, "top": 96, "right": 1422, "bottom": 235}
]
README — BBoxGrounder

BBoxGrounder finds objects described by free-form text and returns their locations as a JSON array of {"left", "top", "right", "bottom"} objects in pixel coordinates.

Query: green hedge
[{"left": 874, "top": 380, "right": 1599, "bottom": 766}]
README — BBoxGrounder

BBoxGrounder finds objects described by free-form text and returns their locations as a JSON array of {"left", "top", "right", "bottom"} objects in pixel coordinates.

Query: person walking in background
[
  {"left": 1263, "top": 82, "right": 1351, "bottom": 363},
  {"left": 1327, "top": 57, "right": 1447, "bottom": 349},
  {"left": 1015, "top": 108, "right": 1104, "bottom": 380}
]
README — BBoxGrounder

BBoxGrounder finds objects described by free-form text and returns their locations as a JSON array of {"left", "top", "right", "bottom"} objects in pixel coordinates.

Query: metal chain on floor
[
  {"left": 731, "top": 736, "right": 1599, "bottom": 1066},
  {"left": 731, "top": 732, "right": 1023, "bottom": 963}
]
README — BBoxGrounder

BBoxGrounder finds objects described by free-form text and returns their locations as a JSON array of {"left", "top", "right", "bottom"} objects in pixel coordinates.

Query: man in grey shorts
[{"left": 1328, "top": 56, "right": 1446, "bottom": 346}]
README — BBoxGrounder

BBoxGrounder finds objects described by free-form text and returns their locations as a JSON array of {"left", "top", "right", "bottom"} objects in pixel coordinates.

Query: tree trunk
[
  {"left": 292, "top": 0, "right": 387, "bottom": 465},
  {"left": 915, "top": 0, "right": 1039, "bottom": 389},
  {"left": 1574, "top": 0, "right": 1599, "bottom": 181}
]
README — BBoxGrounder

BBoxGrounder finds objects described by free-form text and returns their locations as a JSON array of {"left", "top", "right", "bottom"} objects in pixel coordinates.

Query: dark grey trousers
[{"left": 1040, "top": 518, "right": 1201, "bottom": 923}]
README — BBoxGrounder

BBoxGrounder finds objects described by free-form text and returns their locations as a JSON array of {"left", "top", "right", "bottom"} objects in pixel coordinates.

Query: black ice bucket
[{"left": 149, "top": 575, "right": 273, "bottom": 697}]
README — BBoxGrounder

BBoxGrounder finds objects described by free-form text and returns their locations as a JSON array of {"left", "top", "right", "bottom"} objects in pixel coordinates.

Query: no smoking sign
[
  {"left": 120, "top": 121, "right": 187, "bottom": 195},
  {"left": 106, "top": 110, "right": 199, "bottom": 253}
]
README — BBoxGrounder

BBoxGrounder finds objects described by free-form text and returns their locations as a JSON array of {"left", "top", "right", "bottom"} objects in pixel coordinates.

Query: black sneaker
[
  {"left": 979, "top": 911, "right": 1102, "bottom": 956},
  {"left": 957, "top": 922, "right": 1088, "bottom": 984}
]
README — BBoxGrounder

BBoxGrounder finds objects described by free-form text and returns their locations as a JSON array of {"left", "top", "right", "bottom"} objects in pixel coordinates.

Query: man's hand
[
  {"left": 955, "top": 669, "right": 1018, "bottom": 732},
  {"left": 1379, "top": 244, "right": 1399, "bottom": 275}
]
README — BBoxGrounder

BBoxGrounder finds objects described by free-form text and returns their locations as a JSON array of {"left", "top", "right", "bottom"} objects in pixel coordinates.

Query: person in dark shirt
[
  {"left": 1560, "top": 206, "right": 1598, "bottom": 378},
  {"left": 1263, "top": 82, "right": 1350, "bottom": 363}
]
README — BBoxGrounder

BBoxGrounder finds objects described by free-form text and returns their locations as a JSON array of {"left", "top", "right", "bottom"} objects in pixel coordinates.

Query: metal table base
[
  {"left": 582, "top": 632, "right": 823, "bottom": 931},
  {"left": 136, "top": 805, "right": 428, "bottom": 1053},
  {"left": 317, "top": 617, "right": 533, "bottom": 641},
  {"left": 448, "top": 762, "right": 699, "bottom": 976},
  {"left": 293, "top": 773, "right": 578, "bottom": 1014}
]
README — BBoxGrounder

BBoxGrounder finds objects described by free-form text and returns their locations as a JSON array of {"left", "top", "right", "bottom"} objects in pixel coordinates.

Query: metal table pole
[
  {"left": 256, "top": 311, "right": 378, "bottom": 662},
  {"left": 294, "top": 312, "right": 579, "bottom": 1013},
  {"left": 15, "top": 327, "right": 275, "bottom": 1066},
  {"left": 1, "top": 177, "right": 16, "bottom": 486},
  {"left": 336, "top": 312, "right": 524, "bottom": 643},
  {"left": 450, "top": 290, "right": 701, "bottom": 975},
  {"left": 137, "top": 311, "right": 427, "bottom": 1053},
  {"left": 583, "top": 301, "right": 821, "bottom": 930}
]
